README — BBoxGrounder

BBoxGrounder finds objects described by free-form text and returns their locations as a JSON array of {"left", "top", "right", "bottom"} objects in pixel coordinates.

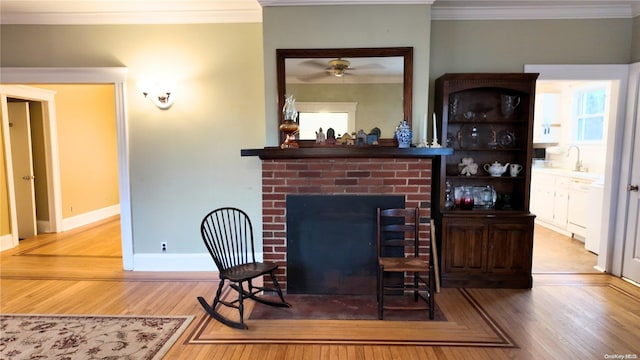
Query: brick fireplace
[{"left": 241, "top": 146, "right": 447, "bottom": 293}]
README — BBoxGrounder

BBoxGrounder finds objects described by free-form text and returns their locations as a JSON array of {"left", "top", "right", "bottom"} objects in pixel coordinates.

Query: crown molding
[
  {"left": 257, "top": 0, "right": 434, "bottom": 5},
  {"left": 1, "top": 10, "right": 263, "bottom": 25},
  {"left": 0, "top": 0, "right": 635, "bottom": 25},
  {"left": 0, "top": 1, "right": 263, "bottom": 25},
  {"left": 432, "top": 5, "right": 635, "bottom": 20}
]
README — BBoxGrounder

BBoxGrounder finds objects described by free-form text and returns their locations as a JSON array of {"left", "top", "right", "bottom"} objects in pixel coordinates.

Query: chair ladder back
[
  {"left": 201, "top": 207, "right": 256, "bottom": 271},
  {"left": 377, "top": 207, "right": 420, "bottom": 258}
]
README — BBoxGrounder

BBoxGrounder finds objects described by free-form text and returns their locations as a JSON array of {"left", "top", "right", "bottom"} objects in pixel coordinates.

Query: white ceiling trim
[
  {"left": 0, "top": 0, "right": 636, "bottom": 25},
  {"left": 258, "top": 0, "right": 434, "bottom": 5},
  {"left": 0, "top": 10, "right": 262, "bottom": 25},
  {"left": 432, "top": 4, "right": 635, "bottom": 20}
]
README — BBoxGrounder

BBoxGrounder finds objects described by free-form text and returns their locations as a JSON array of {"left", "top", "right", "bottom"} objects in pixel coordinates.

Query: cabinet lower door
[
  {"left": 441, "top": 215, "right": 534, "bottom": 288},
  {"left": 442, "top": 219, "right": 488, "bottom": 274},
  {"left": 487, "top": 222, "right": 534, "bottom": 274}
]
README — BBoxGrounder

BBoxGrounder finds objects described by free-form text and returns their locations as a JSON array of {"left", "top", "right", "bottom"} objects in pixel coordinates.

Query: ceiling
[{"left": 0, "top": 0, "right": 638, "bottom": 24}]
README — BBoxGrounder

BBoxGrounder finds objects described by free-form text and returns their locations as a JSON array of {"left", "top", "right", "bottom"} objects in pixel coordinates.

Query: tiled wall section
[{"left": 261, "top": 157, "right": 433, "bottom": 290}]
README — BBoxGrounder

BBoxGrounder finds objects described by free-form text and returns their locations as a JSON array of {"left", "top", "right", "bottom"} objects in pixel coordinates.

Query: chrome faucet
[{"left": 567, "top": 145, "right": 582, "bottom": 171}]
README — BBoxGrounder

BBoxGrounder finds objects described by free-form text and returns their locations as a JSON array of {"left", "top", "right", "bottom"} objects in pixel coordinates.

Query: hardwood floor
[
  {"left": 532, "top": 224, "right": 599, "bottom": 273},
  {"left": 1, "top": 217, "right": 639, "bottom": 359}
]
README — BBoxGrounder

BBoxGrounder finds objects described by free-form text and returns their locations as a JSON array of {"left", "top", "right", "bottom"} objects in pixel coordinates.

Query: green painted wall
[
  {"left": 429, "top": 18, "right": 634, "bottom": 113},
  {"left": 430, "top": 18, "right": 631, "bottom": 77},
  {"left": 1, "top": 24, "right": 266, "bottom": 253}
]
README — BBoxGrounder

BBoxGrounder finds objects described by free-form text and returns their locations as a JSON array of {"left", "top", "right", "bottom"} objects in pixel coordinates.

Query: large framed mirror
[{"left": 277, "top": 47, "right": 413, "bottom": 146}]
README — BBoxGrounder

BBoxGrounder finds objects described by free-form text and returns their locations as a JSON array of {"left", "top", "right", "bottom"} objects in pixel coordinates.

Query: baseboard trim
[
  {"left": 0, "top": 234, "right": 17, "bottom": 251},
  {"left": 133, "top": 253, "right": 218, "bottom": 271},
  {"left": 37, "top": 220, "right": 51, "bottom": 233},
  {"left": 132, "top": 252, "right": 266, "bottom": 272},
  {"left": 62, "top": 204, "right": 120, "bottom": 231}
]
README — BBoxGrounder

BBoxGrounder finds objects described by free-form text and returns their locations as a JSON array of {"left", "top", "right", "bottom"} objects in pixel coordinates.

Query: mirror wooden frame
[{"left": 276, "top": 47, "right": 413, "bottom": 146}]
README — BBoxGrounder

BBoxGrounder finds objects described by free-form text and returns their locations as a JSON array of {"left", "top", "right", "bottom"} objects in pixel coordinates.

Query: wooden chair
[
  {"left": 197, "top": 207, "right": 290, "bottom": 329},
  {"left": 377, "top": 207, "right": 435, "bottom": 320}
]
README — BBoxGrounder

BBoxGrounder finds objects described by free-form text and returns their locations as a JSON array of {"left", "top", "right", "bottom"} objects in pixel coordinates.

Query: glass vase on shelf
[
  {"left": 460, "top": 186, "right": 475, "bottom": 210},
  {"left": 280, "top": 94, "right": 299, "bottom": 149},
  {"left": 482, "top": 185, "right": 494, "bottom": 209},
  {"left": 445, "top": 181, "right": 455, "bottom": 210}
]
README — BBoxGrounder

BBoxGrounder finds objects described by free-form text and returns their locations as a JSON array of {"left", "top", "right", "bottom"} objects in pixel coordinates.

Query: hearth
[{"left": 286, "top": 195, "right": 405, "bottom": 295}]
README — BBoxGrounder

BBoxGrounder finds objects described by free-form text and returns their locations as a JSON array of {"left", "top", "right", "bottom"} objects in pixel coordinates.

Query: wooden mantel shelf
[{"left": 241, "top": 146, "right": 453, "bottom": 159}]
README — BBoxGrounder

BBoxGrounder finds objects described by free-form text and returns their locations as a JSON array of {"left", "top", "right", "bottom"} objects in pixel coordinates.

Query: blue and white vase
[{"left": 395, "top": 120, "right": 412, "bottom": 148}]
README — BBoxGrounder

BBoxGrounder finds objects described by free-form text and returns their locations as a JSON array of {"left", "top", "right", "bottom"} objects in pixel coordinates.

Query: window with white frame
[
  {"left": 573, "top": 86, "right": 607, "bottom": 143},
  {"left": 296, "top": 102, "right": 357, "bottom": 140}
]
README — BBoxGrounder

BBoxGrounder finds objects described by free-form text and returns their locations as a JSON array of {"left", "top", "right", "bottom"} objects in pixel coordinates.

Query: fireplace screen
[{"left": 286, "top": 195, "right": 405, "bottom": 295}]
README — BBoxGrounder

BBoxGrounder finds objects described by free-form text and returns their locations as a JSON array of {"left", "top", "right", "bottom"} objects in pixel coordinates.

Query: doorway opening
[
  {"left": 525, "top": 64, "right": 630, "bottom": 276},
  {"left": 0, "top": 68, "right": 133, "bottom": 270}
]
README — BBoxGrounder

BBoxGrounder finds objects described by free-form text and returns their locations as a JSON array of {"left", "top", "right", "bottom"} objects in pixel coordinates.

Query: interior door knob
[
  {"left": 22, "top": 175, "right": 35, "bottom": 181},
  {"left": 628, "top": 184, "right": 639, "bottom": 192}
]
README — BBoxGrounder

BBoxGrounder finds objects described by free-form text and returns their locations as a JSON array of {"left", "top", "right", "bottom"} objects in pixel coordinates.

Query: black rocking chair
[{"left": 197, "top": 207, "right": 290, "bottom": 329}]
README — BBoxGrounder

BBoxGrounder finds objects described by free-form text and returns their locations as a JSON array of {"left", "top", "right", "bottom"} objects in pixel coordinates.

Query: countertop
[{"left": 532, "top": 167, "right": 604, "bottom": 182}]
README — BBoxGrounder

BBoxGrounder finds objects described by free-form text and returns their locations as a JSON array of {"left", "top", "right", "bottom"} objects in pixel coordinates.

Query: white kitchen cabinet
[
  {"left": 567, "top": 179, "right": 591, "bottom": 239},
  {"left": 533, "top": 93, "right": 561, "bottom": 144},
  {"left": 553, "top": 177, "right": 569, "bottom": 229},
  {"left": 531, "top": 172, "right": 555, "bottom": 223},
  {"left": 531, "top": 169, "right": 599, "bottom": 238},
  {"left": 585, "top": 181, "right": 604, "bottom": 254}
]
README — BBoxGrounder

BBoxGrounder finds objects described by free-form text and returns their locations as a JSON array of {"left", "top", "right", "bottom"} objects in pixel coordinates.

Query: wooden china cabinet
[{"left": 433, "top": 73, "right": 539, "bottom": 288}]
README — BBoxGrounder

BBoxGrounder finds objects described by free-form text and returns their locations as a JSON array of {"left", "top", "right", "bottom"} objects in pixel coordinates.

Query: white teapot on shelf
[{"left": 483, "top": 161, "right": 510, "bottom": 177}]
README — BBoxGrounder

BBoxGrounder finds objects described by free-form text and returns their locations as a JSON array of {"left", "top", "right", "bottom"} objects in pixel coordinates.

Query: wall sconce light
[{"left": 138, "top": 79, "right": 176, "bottom": 110}]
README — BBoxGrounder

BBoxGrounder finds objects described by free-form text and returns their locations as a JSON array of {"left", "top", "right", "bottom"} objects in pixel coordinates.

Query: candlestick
[
  {"left": 432, "top": 113, "right": 442, "bottom": 148},
  {"left": 432, "top": 113, "right": 437, "bottom": 140}
]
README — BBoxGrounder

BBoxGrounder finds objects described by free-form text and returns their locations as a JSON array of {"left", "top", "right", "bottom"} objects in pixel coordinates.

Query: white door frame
[
  {"left": 618, "top": 62, "right": 640, "bottom": 281},
  {"left": 1, "top": 85, "right": 58, "bottom": 248},
  {"left": 524, "top": 64, "right": 630, "bottom": 275},
  {"left": 0, "top": 68, "right": 133, "bottom": 270},
  {"left": 7, "top": 101, "right": 38, "bottom": 239}
]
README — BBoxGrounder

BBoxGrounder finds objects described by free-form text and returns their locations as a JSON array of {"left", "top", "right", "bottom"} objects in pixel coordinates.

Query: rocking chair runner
[{"left": 197, "top": 207, "right": 290, "bottom": 329}]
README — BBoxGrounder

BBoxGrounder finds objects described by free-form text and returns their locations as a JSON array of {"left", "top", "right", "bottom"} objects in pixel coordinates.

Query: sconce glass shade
[{"left": 138, "top": 79, "right": 176, "bottom": 110}]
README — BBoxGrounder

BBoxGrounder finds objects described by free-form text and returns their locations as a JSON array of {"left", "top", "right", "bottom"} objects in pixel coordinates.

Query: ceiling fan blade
[
  {"left": 352, "top": 63, "right": 385, "bottom": 71},
  {"left": 298, "top": 60, "right": 329, "bottom": 69},
  {"left": 298, "top": 71, "right": 329, "bottom": 82}
]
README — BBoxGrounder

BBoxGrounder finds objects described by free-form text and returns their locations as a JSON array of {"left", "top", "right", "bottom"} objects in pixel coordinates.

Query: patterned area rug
[{"left": 0, "top": 314, "right": 193, "bottom": 359}]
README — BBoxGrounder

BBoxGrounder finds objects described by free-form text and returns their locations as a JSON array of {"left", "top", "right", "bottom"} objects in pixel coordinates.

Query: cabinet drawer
[{"left": 555, "top": 176, "right": 570, "bottom": 189}]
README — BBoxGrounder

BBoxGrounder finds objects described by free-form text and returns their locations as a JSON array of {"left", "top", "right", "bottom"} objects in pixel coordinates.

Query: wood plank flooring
[{"left": 1, "top": 216, "right": 639, "bottom": 359}]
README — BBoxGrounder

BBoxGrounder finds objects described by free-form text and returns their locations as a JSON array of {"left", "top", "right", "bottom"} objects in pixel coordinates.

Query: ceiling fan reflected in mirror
[
  {"left": 297, "top": 57, "right": 382, "bottom": 82},
  {"left": 328, "top": 58, "right": 350, "bottom": 77}
]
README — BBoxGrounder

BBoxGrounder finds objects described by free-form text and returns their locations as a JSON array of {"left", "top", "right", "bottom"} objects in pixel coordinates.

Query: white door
[
  {"left": 622, "top": 63, "right": 640, "bottom": 283},
  {"left": 8, "top": 102, "right": 37, "bottom": 239}
]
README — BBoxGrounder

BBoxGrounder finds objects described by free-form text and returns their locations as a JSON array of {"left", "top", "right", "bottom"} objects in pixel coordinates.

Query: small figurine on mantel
[
  {"left": 315, "top": 127, "right": 326, "bottom": 144},
  {"left": 356, "top": 129, "right": 367, "bottom": 146},
  {"left": 367, "top": 127, "right": 381, "bottom": 145},
  {"left": 325, "top": 128, "right": 337, "bottom": 145},
  {"left": 338, "top": 133, "right": 354, "bottom": 145}
]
